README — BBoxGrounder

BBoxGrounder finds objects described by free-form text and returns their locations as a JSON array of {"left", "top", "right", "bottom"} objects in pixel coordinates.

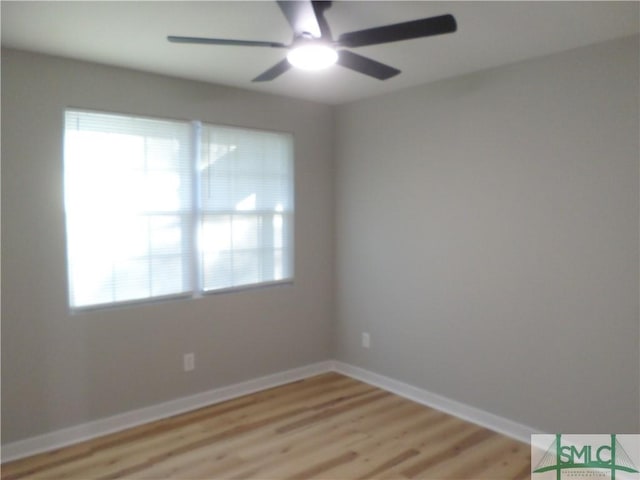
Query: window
[
  {"left": 64, "top": 110, "right": 293, "bottom": 309},
  {"left": 199, "top": 125, "right": 294, "bottom": 291}
]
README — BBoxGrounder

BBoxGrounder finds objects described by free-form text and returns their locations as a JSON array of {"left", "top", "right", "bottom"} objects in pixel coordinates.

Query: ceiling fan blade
[
  {"left": 312, "top": 1, "right": 333, "bottom": 39},
  {"left": 168, "top": 35, "right": 288, "bottom": 48},
  {"left": 252, "top": 58, "right": 292, "bottom": 82},
  {"left": 337, "top": 14, "right": 457, "bottom": 48},
  {"left": 277, "top": 0, "right": 322, "bottom": 38},
  {"left": 336, "top": 50, "right": 400, "bottom": 80}
]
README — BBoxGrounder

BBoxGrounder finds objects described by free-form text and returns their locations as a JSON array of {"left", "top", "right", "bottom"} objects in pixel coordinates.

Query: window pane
[
  {"left": 149, "top": 215, "right": 184, "bottom": 255},
  {"left": 64, "top": 110, "right": 193, "bottom": 308},
  {"left": 151, "top": 255, "right": 185, "bottom": 296},
  {"left": 199, "top": 124, "right": 293, "bottom": 292},
  {"left": 113, "top": 258, "right": 150, "bottom": 302}
]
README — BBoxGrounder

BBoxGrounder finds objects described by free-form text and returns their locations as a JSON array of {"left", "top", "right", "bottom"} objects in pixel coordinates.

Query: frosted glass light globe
[{"left": 287, "top": 44, "right": 338, "bottom": 70}]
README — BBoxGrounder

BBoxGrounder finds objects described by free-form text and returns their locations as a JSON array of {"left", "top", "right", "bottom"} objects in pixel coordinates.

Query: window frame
[{"left": 63, "top": 108, "right": 295, "bottom": 312}]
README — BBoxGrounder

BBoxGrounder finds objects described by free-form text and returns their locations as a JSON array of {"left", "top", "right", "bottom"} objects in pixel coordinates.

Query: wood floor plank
[
  {"left": 329, "top": 415, "right": 459, "bottom": 479},
  {"left": 401, "top": 427, "right": 495, "bottom": 478},
  {"left": 418, "top": 432, "right": 520, "bottom": 478},
  {"left": 2, "top": 373, "right": 532, "bottom": 480},
  {"left": 240, "top": 431, "right": 367, "bottom": 480},
  {"left": 235, "top": 395, "right": 404, "bottom": 462}
]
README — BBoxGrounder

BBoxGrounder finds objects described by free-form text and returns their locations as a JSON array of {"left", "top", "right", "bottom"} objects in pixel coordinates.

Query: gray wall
[
  {"left": 1, "top": 49, "right": 335, "bottom": 443},
  {"left": 334, "top": 36, "right": 640, "bottom": 433},
  {"left": 3, "top": 34, "right": 639, "bottom": 446}
]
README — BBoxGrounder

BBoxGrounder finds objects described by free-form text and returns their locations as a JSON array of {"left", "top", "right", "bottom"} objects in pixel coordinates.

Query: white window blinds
[
  {"left": 63, "top": 110, "right": 293, "bottom": 310},
  {"left": 199, "top": 125, "right": 294, "bottom": 291}
]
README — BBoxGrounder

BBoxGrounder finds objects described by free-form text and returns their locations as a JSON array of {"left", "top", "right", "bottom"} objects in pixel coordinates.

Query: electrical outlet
[
  {"left": 183, "top": 353, "right": 195, "bottom": 372},
  {"left": 362, "top": 332, "right": 371, "bottom": 349}
]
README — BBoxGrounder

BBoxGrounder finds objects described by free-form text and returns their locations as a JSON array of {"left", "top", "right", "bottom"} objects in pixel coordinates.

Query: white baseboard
[
  {"left": 2, "top": 359, "right": 541, "bottom": 462},
  {"left": 0, "top": 361, "right": 332, "bottom": 463},
  {"left": 329, "top": 360, "right": 542, "bottom": 444}
]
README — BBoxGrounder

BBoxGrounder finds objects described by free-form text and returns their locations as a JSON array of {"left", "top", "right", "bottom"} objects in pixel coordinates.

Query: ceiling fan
[{"left": 168, "top": 1, "right": 457, "bottom": 82}]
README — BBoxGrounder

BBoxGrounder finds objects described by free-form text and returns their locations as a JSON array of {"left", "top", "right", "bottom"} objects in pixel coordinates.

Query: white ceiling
[{"left": 2, "top": 1, "right": 638, "bottom": 105}]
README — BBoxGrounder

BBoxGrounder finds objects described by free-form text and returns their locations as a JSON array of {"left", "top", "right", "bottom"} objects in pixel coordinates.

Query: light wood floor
[{"left": 2, "top": 373, "right": 531, "bottom": 479}]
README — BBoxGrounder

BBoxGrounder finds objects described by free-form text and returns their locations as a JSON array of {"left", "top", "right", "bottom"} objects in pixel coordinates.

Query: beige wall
[
  {"left": 1, "top": 49, "right": 335, "bottom": 443},
  {"left": 334, "top": 35, "right": 640, "bottom": 433}
]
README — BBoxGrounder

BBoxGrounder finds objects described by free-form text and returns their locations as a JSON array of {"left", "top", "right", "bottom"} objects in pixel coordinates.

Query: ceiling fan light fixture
[
  {"left": 286, "top": 44, "right": 338, "bottom": 70},
  {"left": 169, "top": 2, "right": 457, "bottom": 82}
]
